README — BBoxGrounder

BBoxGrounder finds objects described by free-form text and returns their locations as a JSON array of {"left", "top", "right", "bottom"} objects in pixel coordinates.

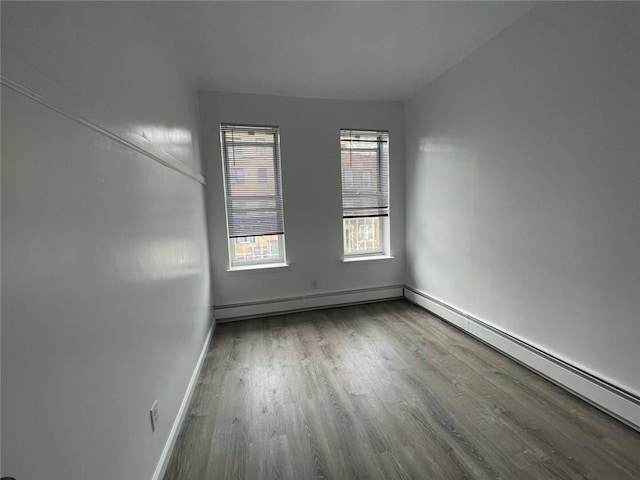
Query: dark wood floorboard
[{"left": 163, "top": 300, "right": 640, "bottom": 480}]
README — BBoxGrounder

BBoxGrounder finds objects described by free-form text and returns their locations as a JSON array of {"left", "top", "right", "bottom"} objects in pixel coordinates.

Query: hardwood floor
[{"left": 163, "top": 300, "right": 640, "bottom": 480}]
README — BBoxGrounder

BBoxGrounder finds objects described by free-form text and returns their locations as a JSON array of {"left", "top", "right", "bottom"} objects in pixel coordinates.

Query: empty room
[{"left": 1, "top": 1, "right": 638, "bottom": 479}]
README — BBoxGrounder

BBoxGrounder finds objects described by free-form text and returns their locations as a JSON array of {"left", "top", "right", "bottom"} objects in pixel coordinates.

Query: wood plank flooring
[{"left": 163, "top": 300, "right": 640, "bottom": 480}]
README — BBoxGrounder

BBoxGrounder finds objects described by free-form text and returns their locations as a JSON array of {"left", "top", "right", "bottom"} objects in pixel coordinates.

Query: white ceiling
[
  {"left": 157, "top": 1, "right": 537, "bottom": 101},
  {"left": 2, "top": 1, "right": 537, "bottom": 102}
]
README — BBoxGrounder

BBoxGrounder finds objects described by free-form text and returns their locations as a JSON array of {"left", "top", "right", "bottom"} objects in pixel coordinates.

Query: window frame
[
  {"left": 220, "top": 123, "right": 287, "bottom": 268},
  {"left": 340, "top": 129, "right": 390, "bottom": 259}
]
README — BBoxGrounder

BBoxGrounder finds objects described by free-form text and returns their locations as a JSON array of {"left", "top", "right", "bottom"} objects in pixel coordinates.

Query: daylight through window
[
  {"left": 220, "top": 124, "right": 286, "bottom": 267},
  {"left": 340, "top": 129, "right": 389, "bottom": 257}
]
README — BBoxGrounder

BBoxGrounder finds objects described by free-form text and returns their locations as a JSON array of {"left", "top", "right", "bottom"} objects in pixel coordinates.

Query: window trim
[
  {"left": 220, "top": 123, "right": 287, "bottom": 268},
  {"left": 340, "top": 128, "right": 390, "bottom": 258}
]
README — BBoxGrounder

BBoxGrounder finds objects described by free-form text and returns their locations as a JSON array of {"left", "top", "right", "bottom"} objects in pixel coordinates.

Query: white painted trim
[
  {"left": 227, "top": 262, "right": 289, "bottom": 272},
  {"left": 404, "top": 286, "right": 640, "bottom": 431},
  {"left": 342, "top": 255, "right": 394, "bottom": 263},
  {"left": 151, "top": 322, "right": 215, "bottom": 480},
  {"left": 215, "top": 285, "right": 404, "bottom": 322},
  {"left": 1, "top": 53, "right": 205, "bottom": 185}
]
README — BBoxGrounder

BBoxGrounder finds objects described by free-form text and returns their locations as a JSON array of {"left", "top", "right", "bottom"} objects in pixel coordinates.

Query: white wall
[
  {"left": 0, "top": 2, "right": 202, "bottom": 173},
  {"left": 1, "top": 3, "right": 211, "bottom": 479},
  {"left": 200, "top": 91, "right": 405, "bottom": 310},
  {"left": 405, "top": 3, "right": 639, "bottom": 396}
]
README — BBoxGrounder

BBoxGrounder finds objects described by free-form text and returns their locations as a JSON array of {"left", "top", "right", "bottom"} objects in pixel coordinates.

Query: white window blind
[
  {"left": 340, "top": 129, "right": 389, "bottom": 219},
  {"left": 341, "top": 129, "right": 389, "bottom": 257},
  {"left": 220, "top": 124, "right": 285, "bottom": 239}
]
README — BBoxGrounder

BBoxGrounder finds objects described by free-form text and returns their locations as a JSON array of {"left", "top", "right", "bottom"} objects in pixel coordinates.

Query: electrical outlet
[
  {"left": 150, "top": 400, "right": 159, "bottom": 432},
  {"left": 311, "top": 279, "right": 318, "bottom": 290}
]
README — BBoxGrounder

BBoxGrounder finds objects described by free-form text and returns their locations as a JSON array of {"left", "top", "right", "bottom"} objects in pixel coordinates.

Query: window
[
  {"left": 340, "top": 129, "right": 389, "bottom": 257},
  {"left": 362, "top": 171, "right": 373, "bottom": 188},
  {"left": 221, "top": 124, "right": 286, "bottom": 267},
  {"left": 361, "top": 221, "right": 375, "bottom": 241},
  {"left": 229, "top": 167, "right": 244, "bottom": 184},
  {"left": 344, "top": 170, "right": 354, "bottom": 188},
  {"left": 257, "top": 167, "right": 268, "bottom": 184}
]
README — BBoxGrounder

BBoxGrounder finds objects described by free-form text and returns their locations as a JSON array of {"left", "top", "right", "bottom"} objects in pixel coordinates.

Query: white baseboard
[
  {"left": 404, "top": 286, "right": 640, "bottom": 431},
  {"left": 215, "top": 285, "right": 404, "bottom": 322},
  {"left": 152, "top": 322, "right": 215, "bottom": 480}
]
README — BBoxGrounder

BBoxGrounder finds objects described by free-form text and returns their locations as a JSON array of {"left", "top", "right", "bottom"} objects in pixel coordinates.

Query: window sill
[
  {"left": 227, "top": 262, "right": 289, "bottom": 272},
  {"left": 342, "top": 255, "right": 394, "bottom": 264}
]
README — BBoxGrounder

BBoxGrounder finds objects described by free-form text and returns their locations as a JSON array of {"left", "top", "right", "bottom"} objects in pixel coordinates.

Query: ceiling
[
  {"left": 2, "top": 1, "right": 537, "bottom": 102},
  {"left": 158, "top": 1, "right": 537, "bottom": 101}
]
